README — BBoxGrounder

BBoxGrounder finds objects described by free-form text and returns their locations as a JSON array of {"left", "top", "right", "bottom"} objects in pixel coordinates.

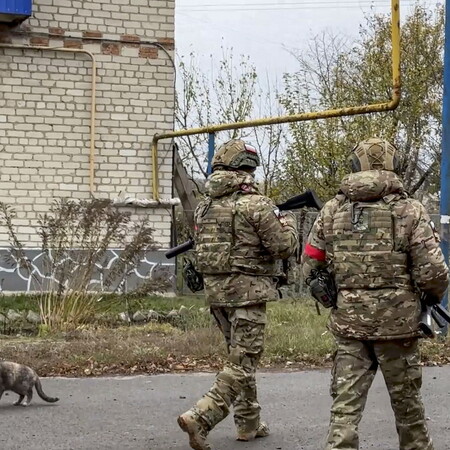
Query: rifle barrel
[{"left": 165, "top": 239, "right": 194, "bottom": 259}]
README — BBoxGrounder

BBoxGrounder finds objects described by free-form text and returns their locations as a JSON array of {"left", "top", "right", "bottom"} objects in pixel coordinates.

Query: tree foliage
[
  {"left": 175, "top": 5, "right": 444, "bottom": 202},
  {"left": 175, "top": 49, "right": 285, "bottom": 195},
  {"left": 279, "top": 4, "right": 444, "bottom": 200}
]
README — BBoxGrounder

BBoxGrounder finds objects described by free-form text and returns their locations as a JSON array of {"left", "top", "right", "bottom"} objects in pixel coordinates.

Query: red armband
[{"left": 304, "top": 243, "right": 326, "bottom": 262}]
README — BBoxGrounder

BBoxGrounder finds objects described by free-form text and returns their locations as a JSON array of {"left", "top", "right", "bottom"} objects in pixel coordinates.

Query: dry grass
[
  {"left": 0, "top": 300, "right": 328, "bottom": 376},
  {"left": 0, "top": 199, "right": 168, "bottom": 333},
  {"left": 0, "top": 322, "right": 224, "bottom": 376},
  {"left": 0, "top": 298, "right": 448, "bottom": 377},
  {"left": 38, "top": 292, "right": 104, "bottom": 332}
]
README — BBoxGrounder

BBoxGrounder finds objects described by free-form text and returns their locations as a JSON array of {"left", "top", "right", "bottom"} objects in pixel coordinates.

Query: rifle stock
[
  {"left": 431, "top": 308, "right": 446, "bottom": 329},
  {"left": 419, "top": 306, "right": 435, "bottom": 338},
  {"left": 434, "top": 303, "right": 450, "bottom": 323},
  {"left": 277, "top": 189, "right": 323, "bottom": 211},
  {"left": 419, "top": 295, "right": 450, "bottom": 338},
  {"left": 165, "top": 189, "right": 323, "bottom": 259}
]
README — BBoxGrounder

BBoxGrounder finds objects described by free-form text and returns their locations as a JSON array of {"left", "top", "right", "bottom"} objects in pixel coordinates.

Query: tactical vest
[
  {"left": 194, "top": 194, "right": 279, "bottom": 276},
  {"left": 331, "top": 197, "right": 412, "bottom": 290}
]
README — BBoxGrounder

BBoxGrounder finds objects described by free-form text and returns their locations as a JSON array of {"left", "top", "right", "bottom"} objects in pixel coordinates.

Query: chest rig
[{"left": 331, "top": 196, "right": 411, "bottom": 290}]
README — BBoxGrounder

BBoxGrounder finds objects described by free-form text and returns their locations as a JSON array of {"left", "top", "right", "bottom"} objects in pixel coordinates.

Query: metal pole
[
  {"left": 439, "top": 0, "right": 450, "bottom": 328},
  {"left": 206, "top": 133, "right": 216, "bottom": 175}
]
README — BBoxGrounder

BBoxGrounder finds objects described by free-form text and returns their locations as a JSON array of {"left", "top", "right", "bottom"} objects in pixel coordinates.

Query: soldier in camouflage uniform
[
  {"left": 178, "top": 139, "right": 298, "bottom": 450},
  {"left": 302, "top": 138, "right": 449, "bottom": 450}
]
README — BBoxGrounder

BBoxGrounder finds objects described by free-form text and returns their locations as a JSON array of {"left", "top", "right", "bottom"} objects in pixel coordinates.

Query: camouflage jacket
[
  {"left": 195, "top": 170, "right": 298, "bottom": 307},
  {"left": 303, "top": 170, "right": 449, "bottom": 340}
]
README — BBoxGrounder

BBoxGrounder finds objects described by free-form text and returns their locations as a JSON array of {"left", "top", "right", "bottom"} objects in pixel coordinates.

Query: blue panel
[
  {"left": 0, "top": 0, "right": 32, "bottom": 16},
  {"left": 439, "top": 0, "right": 450, "bottom": 329}
]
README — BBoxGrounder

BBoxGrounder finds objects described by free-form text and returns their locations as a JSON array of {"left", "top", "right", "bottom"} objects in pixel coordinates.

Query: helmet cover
[
  {"left": 349, "top": 138, "right": 399, "bottom": 173},
  {"left": 212, "top": 139, "right": 260, "bottom": 170}
]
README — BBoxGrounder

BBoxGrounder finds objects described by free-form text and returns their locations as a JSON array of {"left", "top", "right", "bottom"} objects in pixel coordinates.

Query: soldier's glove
[
  {"left": 306, "top": 269, "right": 337, "bottom": 309},
  {"left": 183, "top": 258, "right": 204, "bottom": 293}
]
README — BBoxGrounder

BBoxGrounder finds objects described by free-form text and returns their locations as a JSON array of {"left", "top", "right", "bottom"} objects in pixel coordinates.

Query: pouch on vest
[{"left": 332, "top": 200, "right": 409, "bottom": 290}]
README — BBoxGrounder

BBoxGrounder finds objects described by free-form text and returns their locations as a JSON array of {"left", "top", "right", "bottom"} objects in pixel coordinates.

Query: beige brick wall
[{"left": 0, "top": 0, "right": 175, "bottom": 247}]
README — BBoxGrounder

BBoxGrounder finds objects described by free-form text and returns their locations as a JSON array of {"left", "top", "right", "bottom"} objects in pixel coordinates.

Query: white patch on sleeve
[{"left": 273, "top": 207, "right": 288, "bottom": 226}]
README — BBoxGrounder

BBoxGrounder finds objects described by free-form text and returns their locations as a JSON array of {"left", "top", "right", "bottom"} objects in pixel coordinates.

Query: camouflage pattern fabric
[
  {"left": 302, "top": 167, "right": 448, "bottom": 450},
  {"left": 180, "top": 166, "right": 296, "bottom": 445},
  {"left": 326, "top": 337, "right": 433, "bottom": 450},
  {"left": 303, "top": 170, "right": 449, "bottom": 340},
  {"left": 211, "top": 139, "right": 260, "bottom": 170},
  {"left": 195, "top": 169, "right": 298, "bottom": 307},
  {"left": 191, "top": 304, "right": 266, "bottom": 434}
]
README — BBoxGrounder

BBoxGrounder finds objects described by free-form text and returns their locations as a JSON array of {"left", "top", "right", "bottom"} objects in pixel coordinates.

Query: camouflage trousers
[
  {"left": 191, "top": 304, "right": 266, "bottom": 434},
  {"left": 326, "top": 336, "right": 433, "bottom": 450}
]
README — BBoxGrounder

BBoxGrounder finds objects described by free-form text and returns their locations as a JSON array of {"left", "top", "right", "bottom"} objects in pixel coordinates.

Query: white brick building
[{"left": 0, "top": 0, "right": 176, "bottom": 291}]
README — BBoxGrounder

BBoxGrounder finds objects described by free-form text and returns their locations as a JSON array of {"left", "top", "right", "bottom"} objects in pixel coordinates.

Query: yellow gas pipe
[{"left": 152, "top": 0, "right": 401, "bottom": 201}]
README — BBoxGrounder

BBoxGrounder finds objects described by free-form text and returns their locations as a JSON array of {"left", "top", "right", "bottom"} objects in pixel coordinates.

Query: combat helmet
[
  {"left": 212, "top": 139, "right": 260, "bottom": 171},
  {"left": 349, "top": 138, "right": 399, "bottom": 173}
]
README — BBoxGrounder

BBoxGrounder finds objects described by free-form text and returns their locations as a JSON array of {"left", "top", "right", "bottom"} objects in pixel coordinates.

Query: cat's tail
[{"left": 35, "top": 377, "right": 59, "bottom": 403}]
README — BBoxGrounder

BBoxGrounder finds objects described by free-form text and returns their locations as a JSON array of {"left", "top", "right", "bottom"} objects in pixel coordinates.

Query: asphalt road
[{"left": 1, "top": 367, "right": 449, "bottom": 450}]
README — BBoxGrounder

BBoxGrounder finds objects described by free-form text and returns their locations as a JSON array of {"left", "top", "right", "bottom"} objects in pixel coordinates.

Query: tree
[
  {"left": 175, "top": 49, "right": 258, "bottom": 179},
  {"left": 278, "top": 4, "right": 444, "bottom": 200},
  {"left": 175, "top": 48, "right": 285, "bottom": 195}
]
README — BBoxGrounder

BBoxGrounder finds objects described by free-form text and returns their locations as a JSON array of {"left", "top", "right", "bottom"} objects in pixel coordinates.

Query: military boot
[
  {"left": 177, "top": 410, "right": 211, "bottom": 450},
  {"left": 236, "top": 421, "right": 270, "bottom": 441}
]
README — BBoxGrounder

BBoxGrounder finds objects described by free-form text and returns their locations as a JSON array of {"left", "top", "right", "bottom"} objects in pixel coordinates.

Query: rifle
[
  {"left": 305, "top": 269, "right": 337, "bottom": 309},
  {"left": 165, "top": 189, "right": 323, "bottom": 259},
  {"left": 418, "top": 294, "right": 450, "bottom": 338}
]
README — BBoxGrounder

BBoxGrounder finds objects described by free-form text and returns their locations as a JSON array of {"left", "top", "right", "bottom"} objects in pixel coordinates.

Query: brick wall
[{"left": 0, "top": 0, "right": 175, "bottom": 249}]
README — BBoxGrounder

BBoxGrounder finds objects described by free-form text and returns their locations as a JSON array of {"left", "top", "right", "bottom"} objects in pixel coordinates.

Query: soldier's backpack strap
[
  {"left": 333, "top": 192, "right": 349, "bottom": 212},
  {"left": 230, "top": 191, "right": 243, "bottom": 251}
]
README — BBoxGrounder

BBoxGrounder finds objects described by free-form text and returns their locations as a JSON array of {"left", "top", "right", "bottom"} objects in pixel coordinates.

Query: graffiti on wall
[{"left": 0, "top": 248, "right": 174, "bottom": 293}]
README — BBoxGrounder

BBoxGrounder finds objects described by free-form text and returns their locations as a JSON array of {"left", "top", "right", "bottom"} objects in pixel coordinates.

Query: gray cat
[{"left": 0, "top": 361, "right": 59, "bottom": 406}]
